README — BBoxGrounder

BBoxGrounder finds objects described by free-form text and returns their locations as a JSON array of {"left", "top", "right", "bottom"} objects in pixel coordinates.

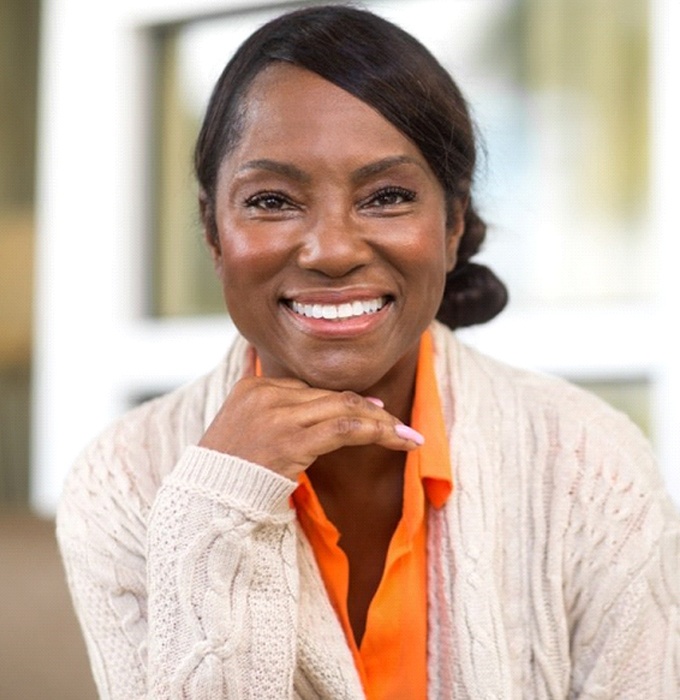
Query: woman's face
[{"left": 210, "top": 63, "right": 462, "bottom": 394}]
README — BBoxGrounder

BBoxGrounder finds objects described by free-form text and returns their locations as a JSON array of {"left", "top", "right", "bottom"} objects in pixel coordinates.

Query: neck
[
  {"left": 308, "top": 368, "right": 416, "bottom": 499},
  {"left": 309, "top": 443, "right": 406, "bottom": 494}
]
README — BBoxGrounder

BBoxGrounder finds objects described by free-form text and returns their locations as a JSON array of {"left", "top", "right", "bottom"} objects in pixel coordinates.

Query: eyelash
[
  {"left": 364, "top": 186, "right": 417, "bottom": 208},
  {"left": 244, "top": 191, "right": 296, "bottom": 211},
  {"left": 243, "top": 185, "right": 417, "bottom": 212}
]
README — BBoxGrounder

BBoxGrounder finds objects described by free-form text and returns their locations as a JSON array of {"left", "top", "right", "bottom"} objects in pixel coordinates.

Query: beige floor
[{"left": 0, "top": 510, "right": 97, "bottom": 699}]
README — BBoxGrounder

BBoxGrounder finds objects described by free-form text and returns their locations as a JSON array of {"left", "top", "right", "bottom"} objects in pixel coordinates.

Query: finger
[
  {"left": 228, "top": 377, "right": 337, "bottom": 413},
  {"left": 292, "top": 415, "right": 425, "bottom": 459},
  {"left": 393, "top": 424, "right": 425, "bottom": 445},
  {"left": 272, "top": 389, "right": 394, "bottom": 428},
  {"left": 234, "top": 379, "right": 390, "bottom": 422},
  {"left": 235, "top": 375, "right": 312, "bottom": 392}
]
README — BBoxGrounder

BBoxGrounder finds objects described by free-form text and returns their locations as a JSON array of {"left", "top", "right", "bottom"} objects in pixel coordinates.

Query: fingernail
[
  {"left": 365, "top": 396, "right": 384, "bottom": 408},
  {"left": 394, "top": 424, "right": 425, "bottom": 445}
]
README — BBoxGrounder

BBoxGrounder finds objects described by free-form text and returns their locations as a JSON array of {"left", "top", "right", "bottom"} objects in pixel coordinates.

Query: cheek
[
  {"left": 216, "top": 228, "right": 288, "bottom": 289},
  {"left": 413, "top": 256, "right": 448, "bottom": 309},
  {"left": 393, "top": 221, "right": 451, "bottom": 282}
]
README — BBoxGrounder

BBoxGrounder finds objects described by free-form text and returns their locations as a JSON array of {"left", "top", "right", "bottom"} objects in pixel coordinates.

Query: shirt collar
[{"left": 408, "top": 328, "right": 453, "bottom": 509}]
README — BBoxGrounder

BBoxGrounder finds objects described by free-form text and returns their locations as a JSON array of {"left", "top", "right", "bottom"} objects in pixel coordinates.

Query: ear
[
  {"left": 199, "top": 190, "right": 222, "bottom": 273},
  {"left": 445, "top": 195, "right": 467, "bottom": 272}
]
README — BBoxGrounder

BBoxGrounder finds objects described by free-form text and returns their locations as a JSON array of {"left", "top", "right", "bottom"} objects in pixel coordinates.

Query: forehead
[{"left": 219, "top": 63, "right": 428, "bottom": 175}]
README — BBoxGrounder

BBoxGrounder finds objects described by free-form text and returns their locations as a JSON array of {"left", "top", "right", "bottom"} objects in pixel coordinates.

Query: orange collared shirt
[{"left": 292, "top": 330, "right": 453, "bottom": 699}]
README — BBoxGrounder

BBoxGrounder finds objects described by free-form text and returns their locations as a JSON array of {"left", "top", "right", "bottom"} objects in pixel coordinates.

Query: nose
[{"left": 296, "top": 208, "right": 372, "bottom": 278}]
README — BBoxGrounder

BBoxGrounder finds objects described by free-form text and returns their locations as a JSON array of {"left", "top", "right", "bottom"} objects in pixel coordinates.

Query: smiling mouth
[{"left": 286, "top": 296, "right": 389, "bottom": 320}]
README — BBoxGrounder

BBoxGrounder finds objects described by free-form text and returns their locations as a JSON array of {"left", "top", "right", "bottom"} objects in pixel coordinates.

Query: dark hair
[{"left": 194, "top": 4, "right": 508, "bottom": 329}]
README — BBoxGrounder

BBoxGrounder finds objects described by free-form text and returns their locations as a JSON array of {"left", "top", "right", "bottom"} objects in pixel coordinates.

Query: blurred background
[{"left": 1, "top": 0, "right": 678, "bottom": 696}]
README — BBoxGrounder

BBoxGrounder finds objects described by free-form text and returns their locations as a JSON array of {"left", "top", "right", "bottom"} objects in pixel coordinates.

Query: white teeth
[
  {"left": 290, "top": 296, "right": 387, "bottom": 320},
  {"left": 338, "top": 303, "right": 353, "bottom": 319}
]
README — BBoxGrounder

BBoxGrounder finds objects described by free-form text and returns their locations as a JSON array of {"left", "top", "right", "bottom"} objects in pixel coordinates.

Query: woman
[{"left": 57, "top": 5, "right": 680, "bottom": 699}]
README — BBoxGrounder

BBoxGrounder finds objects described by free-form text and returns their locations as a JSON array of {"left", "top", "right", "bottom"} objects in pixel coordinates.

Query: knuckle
[
  {"left": 253, "top": 382, "right": 279, "bottom": 403},
  {"left": 334, "top": 416, "right": 361, "bottom": 436},
  {"left": 340, "top": 391, "right": 363, "bottom": 409},
  {"left": 370, "top": 419, "right": 386, "bottom": 441},
  {"left": 232, "top": 376, "right": 255, "bottom": 395}
]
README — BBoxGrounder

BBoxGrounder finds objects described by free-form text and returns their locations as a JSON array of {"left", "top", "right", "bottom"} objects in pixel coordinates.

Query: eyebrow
[
  {"left": 236, "top": 155, "right": 425, "bottom": 184},
  {"left": 236, "top": 159, "right": 311, "bottom": 183},
  {"left": 350, "top": 155, "right": 426, "bottom": 183}
]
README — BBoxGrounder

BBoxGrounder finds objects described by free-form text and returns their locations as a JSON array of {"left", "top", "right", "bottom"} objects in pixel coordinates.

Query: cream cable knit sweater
[{"left": 57, "top": 323, "right": 680, "bottom": 699}]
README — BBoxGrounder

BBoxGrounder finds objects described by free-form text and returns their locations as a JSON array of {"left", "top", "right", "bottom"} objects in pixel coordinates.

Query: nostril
[{"left": 297, "top": 226, "right": 372, "bottom": 277}]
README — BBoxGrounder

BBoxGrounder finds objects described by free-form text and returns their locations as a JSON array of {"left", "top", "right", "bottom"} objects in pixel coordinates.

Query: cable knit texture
[{"left": 56, "top": 322, "right": 680, "bottom": 699}]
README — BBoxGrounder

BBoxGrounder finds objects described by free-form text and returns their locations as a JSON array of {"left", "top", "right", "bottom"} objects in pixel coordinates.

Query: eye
[
  {"left": 362, "top": 186, "right": 417, "bottom": 209},
  {"left": 244, "top": 191, "right": 297, "bottom": 211}
]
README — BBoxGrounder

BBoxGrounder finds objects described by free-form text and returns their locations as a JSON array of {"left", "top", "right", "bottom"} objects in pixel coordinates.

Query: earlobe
[
  {"left": 199, "top": 190, "right": 223, "bottom": 274},
  {"left": 208, "top": 231, "right": 222, "bottom": 274},
  {"left": 445, "top": 197, "right": 467, "bottom": 272}
]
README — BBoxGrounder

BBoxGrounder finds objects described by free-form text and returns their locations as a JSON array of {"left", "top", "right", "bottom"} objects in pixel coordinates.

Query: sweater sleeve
[
  {"left": 562, "top": 418, "right": 680, "bottom": 698},
  {"left": 57, "top": 440, "right": 300, "bottom": 700}
]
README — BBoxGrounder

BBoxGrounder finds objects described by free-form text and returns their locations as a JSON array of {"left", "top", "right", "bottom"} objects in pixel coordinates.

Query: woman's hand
[{"left": 198, "top": 377, "right": 423, "bottom": 481}]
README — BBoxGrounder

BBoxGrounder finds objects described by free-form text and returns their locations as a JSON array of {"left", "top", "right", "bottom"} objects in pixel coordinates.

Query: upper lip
[{"left": 282, "top": 287, "right": 393, "bottom": 304}]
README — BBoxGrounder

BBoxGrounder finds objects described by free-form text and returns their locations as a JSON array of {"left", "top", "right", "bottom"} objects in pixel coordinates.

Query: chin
[
  {"left": 293, "top": 359, "right": 384, "bottom": 393},
  {"left": 299, "top": 370, "right": 372, "bottom": 393}
]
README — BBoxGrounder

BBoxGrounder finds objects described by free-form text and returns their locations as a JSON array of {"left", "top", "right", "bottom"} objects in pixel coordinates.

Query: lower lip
[{"left": 281, "top": 301, "right": 392, "bottom": 338}]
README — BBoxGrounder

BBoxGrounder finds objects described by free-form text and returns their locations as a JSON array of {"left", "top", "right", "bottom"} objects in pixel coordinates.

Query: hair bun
[{"left": 436, "top": 262, "right": 509, "bottom": 329}]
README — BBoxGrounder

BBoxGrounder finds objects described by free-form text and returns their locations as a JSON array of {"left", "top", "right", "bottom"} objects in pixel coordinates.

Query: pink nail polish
[
  {"left": 395, "top": 424, "right": 425, "bottom": 445},
  {"left": 365, "top": 396, "right": 385, "bottom": 408}
]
